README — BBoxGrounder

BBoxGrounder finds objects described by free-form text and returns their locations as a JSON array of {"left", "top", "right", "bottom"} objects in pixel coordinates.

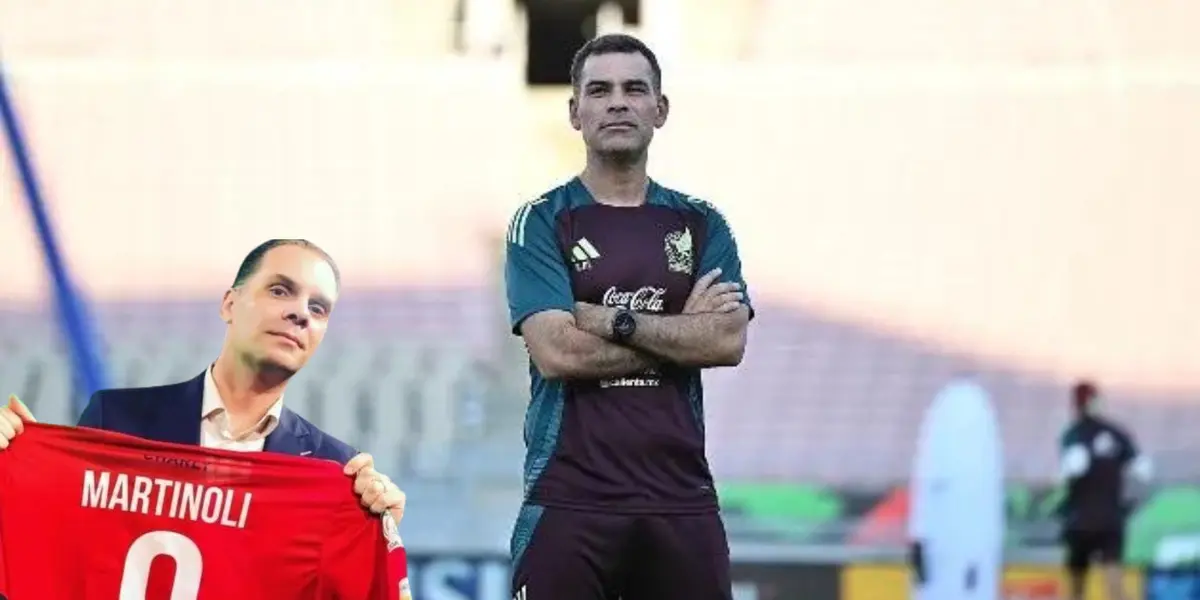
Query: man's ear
[
  {"left": 568, "top": 95, "right": 582, "bottom": 131},
  {"left": 655, "top": 93, "right": 669, "bottom": 129},
  {"left": 219, "top": 288, "right": 237, "bottom": 324}
]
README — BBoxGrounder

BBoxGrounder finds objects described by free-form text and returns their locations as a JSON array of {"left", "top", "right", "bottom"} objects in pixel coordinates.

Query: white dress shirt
[{"left": 200, "top": 367, "right": 284, "bottom": 452}]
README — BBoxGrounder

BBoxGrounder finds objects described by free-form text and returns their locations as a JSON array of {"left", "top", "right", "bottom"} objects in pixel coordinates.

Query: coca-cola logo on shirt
[{"left": 601, "top": 286, "right": 667, "bottom": 313}]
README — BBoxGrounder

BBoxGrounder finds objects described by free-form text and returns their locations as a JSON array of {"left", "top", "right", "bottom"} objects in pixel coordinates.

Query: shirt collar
[{"left": 202, "top": 366, "right": 285, "bottom": 431}]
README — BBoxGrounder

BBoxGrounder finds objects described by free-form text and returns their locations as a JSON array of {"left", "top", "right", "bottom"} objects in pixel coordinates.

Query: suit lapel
[
  {"left": 155, "top": 372, "right": 205, "bottom": 446},
  {"left": 151, "top": 371, "right": 312, "bottom": 457},
  {"left": 264, "top": 408, "right": 312, "bottom": 457}
]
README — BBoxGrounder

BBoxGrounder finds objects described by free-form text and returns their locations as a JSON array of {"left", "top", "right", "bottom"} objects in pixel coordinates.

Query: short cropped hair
[
  {"left": 1072, "top": 380, "right": 1098, "bottom": 411},
  {"left": 569, "top": 33, "right": 663, "bottom": 93},
  {"left": 232, "top": 239, "right": 341, "bottom": 289}
]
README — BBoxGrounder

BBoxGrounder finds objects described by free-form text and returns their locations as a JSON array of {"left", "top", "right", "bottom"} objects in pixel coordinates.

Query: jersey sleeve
[
  {"left": 385, "top": 531, "right": 411, "bottom": 600},
  {"left": 1058, "top": 425, "right": 1078, "bottom": 452},
  {"left": 505, "top": 199, "right": 574, "bottom": 334},
  {"left": 378, "top": 513, "right": 410, "bottom": 600},
  {"left": 697, "top": 202, "right": 754, "bottom": 318}
]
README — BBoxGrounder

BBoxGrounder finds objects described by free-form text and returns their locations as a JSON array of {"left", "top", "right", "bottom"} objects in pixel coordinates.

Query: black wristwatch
[{"left": 611, "top": 309, "right": 637, "bottom": 343}]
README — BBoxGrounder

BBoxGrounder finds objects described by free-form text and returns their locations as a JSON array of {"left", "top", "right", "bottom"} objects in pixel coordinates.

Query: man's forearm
[
  {"left": 540, "top": 324, "right": 658, "bottom": 380},
  {"left": 574, "top": 304, "right": 748, "bottom": 367},
  {"left": 629, "top": 311, "right": 747, "bottom": 366}
]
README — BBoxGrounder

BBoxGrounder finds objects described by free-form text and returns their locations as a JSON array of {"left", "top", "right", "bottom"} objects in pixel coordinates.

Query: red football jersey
[{"left": 0, "top": 422, "right": 409, "bottom": 600}]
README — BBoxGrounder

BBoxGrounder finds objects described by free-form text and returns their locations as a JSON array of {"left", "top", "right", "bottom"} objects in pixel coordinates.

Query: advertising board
[
  {"left": 1145, "top": 568, "right": 1200, "bottom": 600},
  {"left": 841, "top": 564, "right": 1143, "bottom": 600}
]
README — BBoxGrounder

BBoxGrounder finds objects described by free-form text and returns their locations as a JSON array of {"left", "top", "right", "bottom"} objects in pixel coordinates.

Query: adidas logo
[
  {"left": 513, "top": 585, "right": 528, "bottom": 600},
  {"left": 570, "top": 238, "right": 601, "bottom": 272}
]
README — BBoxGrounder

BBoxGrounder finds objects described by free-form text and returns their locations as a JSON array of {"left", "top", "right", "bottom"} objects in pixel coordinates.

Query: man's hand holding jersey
[
  {"left": 571, "top": 267, "right": 750, "bottom": 368},
  {"left": 345, "top": 452, "right": 407, "bottom": 526},
  {"left": 0, "top": 395, "right": 36, "bottom": 450}
]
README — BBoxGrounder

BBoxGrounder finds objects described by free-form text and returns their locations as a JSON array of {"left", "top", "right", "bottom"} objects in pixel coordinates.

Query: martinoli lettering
[
  {"left": 81, "top": 469, "right": 252, "bottom": 529},
  {"left": 602, "top": 286, "right": 666, "bottom": 312}
]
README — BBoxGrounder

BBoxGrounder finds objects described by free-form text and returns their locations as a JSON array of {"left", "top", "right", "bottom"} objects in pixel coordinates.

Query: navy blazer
[{"left": 77, "top": 371, "right": 357, "bottom": 464}]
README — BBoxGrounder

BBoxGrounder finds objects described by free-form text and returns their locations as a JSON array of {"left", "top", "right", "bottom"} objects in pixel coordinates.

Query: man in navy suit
[{"left": 0, "top": 239, "right": 406, "bottom": 526}]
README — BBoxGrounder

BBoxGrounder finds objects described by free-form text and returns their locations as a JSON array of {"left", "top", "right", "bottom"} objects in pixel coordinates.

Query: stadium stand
[{"left": 6, "top": 293, "right": 1198, "bottom": 483}]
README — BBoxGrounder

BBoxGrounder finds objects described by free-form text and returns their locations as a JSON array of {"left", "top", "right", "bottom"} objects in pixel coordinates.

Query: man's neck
[
  {"left": 211, "top": 352, "right": 287, "bottom": 421},
  {"left": 580, "top": 152, "right": 650, "bottom": 206}
]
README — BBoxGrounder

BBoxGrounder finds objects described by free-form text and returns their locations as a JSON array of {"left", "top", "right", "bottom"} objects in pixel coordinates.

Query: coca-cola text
[{"left": 601, "top": 286, "right": 667, "bottom": 313}]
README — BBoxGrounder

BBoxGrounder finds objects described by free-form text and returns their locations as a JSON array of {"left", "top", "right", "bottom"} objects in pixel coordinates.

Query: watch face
[{"left": 614, "top": 312, "right": 636, "bottom": 336}]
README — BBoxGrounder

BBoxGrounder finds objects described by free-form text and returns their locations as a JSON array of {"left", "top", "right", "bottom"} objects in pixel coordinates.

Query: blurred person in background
[
  {"left": 0, "top": 239, "right": 406, "bottom": 529},
  {"left": 504, "top": 33, "right": 751, "bottom": 600},
  {"left": 1058, "top": 380, "right": 1153, "bottom": 600}
]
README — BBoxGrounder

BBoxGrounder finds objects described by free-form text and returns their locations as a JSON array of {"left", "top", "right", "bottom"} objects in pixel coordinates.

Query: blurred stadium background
[{"left": 2, "top": 0, "right": 1199, "bottom": 598}]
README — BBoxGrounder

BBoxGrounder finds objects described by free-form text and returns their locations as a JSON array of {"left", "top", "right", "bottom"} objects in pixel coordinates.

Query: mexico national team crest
[{"left": 664, "top": 228, "right": 694, "bottom": 274}]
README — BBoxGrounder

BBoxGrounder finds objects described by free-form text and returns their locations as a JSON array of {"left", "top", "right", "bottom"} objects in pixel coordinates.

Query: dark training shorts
[
  {"left": 1064, "top": 527, "right": 1126, "bottom": 572},
  {"left": 510, "top": 504, "right": 733, "bottom": 600}
]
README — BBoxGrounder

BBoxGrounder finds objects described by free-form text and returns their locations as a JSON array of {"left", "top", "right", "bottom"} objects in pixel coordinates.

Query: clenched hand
[
  {"left": 0, "top": 395, "right": 36, "bottom": 450},
  {"left": 683, "top": 268, "right": 743, "bottom": 314},
  {"left": 344, "top": 452, "right": 406, "bottom": 526}
]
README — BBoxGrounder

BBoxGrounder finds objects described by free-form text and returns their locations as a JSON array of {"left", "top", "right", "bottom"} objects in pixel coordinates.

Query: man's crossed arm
[
  {"left": 520, "top": 268, "right": 749, "bottom": 380},
  {"left": 520, "top": 311, "right": 658, "bottom": 380},
  {"left": 574, "top": 302, "right": 750, "bottom": 368}
]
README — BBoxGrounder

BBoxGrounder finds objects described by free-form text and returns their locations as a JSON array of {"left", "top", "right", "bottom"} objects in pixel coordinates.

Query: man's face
[
  {"left": 570, "top": 52, "right": 667, "bottom": 157},
  {"left": 220, "top": 245, "right": 339, "bottom": 375}
]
